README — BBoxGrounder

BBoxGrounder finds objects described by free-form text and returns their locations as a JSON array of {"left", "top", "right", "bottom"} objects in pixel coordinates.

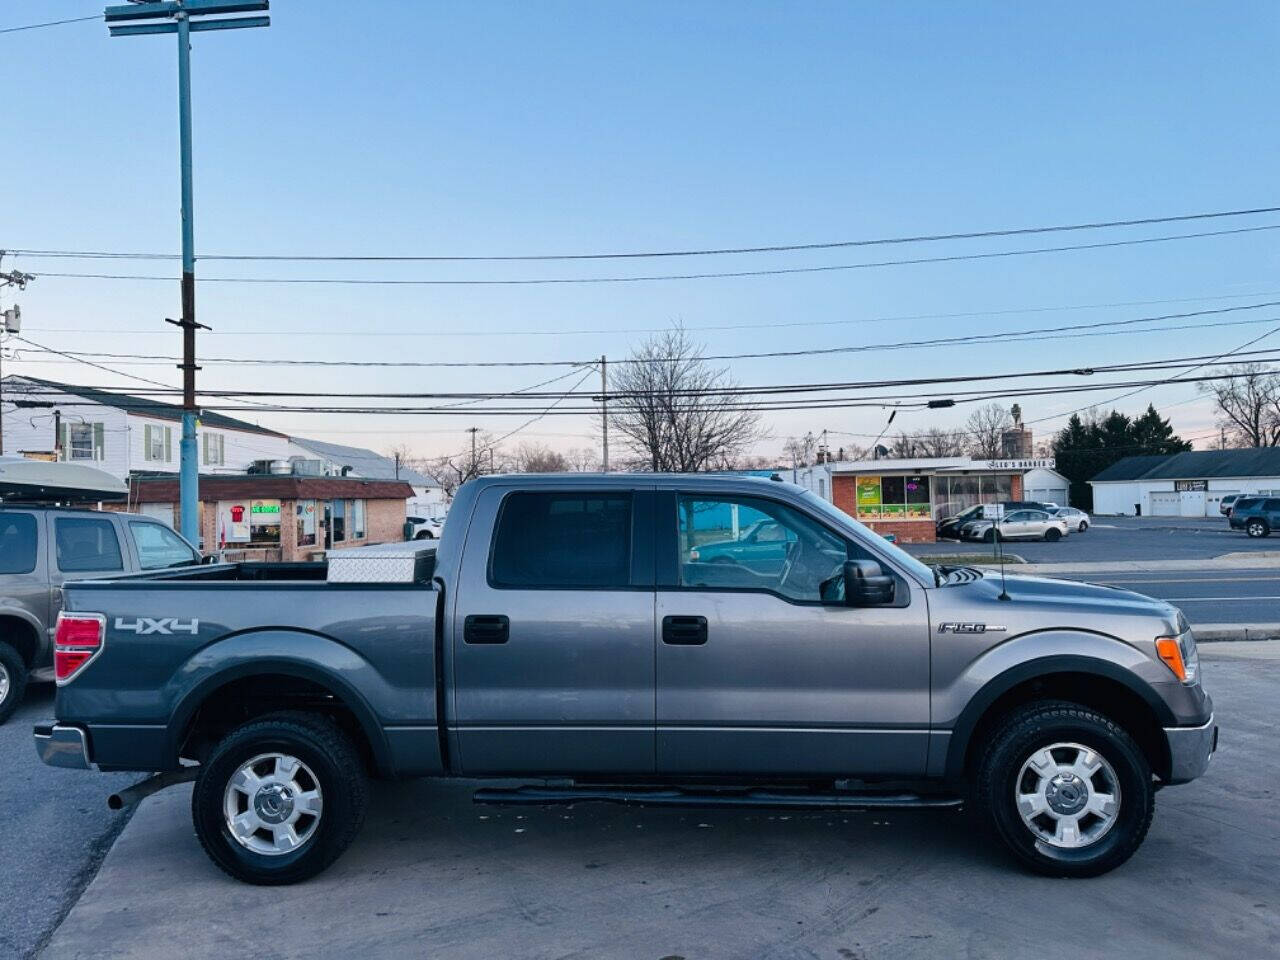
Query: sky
[{"left": 3, "top": 0, "right": 1279, "bottom": 464}]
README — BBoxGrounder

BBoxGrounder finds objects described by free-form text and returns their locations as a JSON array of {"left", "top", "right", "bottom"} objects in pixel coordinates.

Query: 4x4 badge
[
  {"left": 937, "top": 622, "right": 1007, "bottom": 634},
  {"left": 114, "top": 617, "right": 199, "bottom": 635}
]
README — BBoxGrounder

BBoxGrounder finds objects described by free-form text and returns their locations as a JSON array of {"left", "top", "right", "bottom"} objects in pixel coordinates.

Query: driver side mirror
[{"left": 844, "top": 559, "right": 895, "bottom": 607}]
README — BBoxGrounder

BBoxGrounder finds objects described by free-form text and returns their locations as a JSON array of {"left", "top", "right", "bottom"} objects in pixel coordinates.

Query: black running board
[{"left": 473, "top": 785, "right": 963, "bottom": 811}]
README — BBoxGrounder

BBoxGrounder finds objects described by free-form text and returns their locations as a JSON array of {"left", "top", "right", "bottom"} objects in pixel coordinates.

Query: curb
[{"left": 1189, "top": 623, "right": 1280, "bottom": 643}]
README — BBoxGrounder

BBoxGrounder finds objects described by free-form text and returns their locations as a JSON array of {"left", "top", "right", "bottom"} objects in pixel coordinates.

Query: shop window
[
  {"left": 854, "top": 475, "right": 931, "bottom": 521},
  {"left": 353, "top": 499, "right": 366, "bottom": 540},
  {"left": 296, "top": 499, "right": 317, "bottom": 548},
  {"left": 331, "top": 499, "right": 346, "bottom": 543},
  {"left": 248, "top": 499, "right": 282, "bottom": 544}
]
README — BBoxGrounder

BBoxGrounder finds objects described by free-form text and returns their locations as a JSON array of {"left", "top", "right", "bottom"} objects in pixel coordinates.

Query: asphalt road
[
  {"left": 0, "top": 685, "right": 137, "bottom": 960},
  {"left": 36, "top": 653, "right": 1279, "bottom": 960},
  {"left": 1085, "top": 568, "right": 1280, "bottom": 624},
  {"left": 912, "top": 514, "right": 1274, "bottom": 562}
]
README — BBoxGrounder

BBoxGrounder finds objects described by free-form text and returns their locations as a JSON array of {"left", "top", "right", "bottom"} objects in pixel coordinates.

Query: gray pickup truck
[
  {"left": 34, "top": 474, "right": 1215, "bottom": 884},
  {"left": 0, "top": 505, "right": 203, "bottom": 723}
]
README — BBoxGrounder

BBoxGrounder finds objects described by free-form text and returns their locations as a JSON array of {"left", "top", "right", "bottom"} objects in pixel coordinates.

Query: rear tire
[
  {"left": 192, "top": 711, "right": 369, "bottom": 885},
  {"left": 1078, "top": 521, "right": 1089, "bottom": 532},
  {"left": 1044, "top": 528, "right": 1062, "bottom": 542},
  {"left": 1246, "top": 519, "right": 1269, "bottom": 538},
  {"left": 976, "top": 701, "right": 1153, "bottom": 877},
  {"left": 0, "top": 642, "right": 29, "bottom": 726},
  {"left": 983, "top": 529, "right": 999, "bottom": 543}
]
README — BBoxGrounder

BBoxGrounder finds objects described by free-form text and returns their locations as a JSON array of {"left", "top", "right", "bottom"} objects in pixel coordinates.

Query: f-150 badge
[{"left": 937, "top": 622, "right": 1007, "bottom": 634}]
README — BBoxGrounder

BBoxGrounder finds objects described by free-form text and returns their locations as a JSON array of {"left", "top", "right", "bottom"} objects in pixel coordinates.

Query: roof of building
[
  {"left": 7, "top": 376, "right": 287, "bottom": 437},
  {"left": 288, "top": 436, "right": 435, "bottom": 486},
  {"left": 1091, "top": 448, "right": 1280, "bottom": 483},
  {"left": 127, "top": 474, "right": 416, "bottom": 503}
]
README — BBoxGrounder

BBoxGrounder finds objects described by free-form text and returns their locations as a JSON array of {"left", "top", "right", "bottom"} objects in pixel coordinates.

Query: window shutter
[
  {"left": 164, "top": 426, "right": 172, "bottom": 462},
  {"left": 93, "top": 423, "right": 105, "bottom": 461},
  {"left": 218, "top": 434, "right": 225, "bottom": 465},
  {"left": 201, "top": 432, "right": 209, "bottom": 465},
  {"left": 60, "top": 423, "right": 70, "bottom": 461},
  {"left": 143, "top": 425, "right": 152, "bottom": 462}
]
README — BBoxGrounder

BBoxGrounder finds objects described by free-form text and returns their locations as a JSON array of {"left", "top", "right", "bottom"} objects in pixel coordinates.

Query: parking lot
[{"left": 14, "top": 649, "right": 1275, "bottom": 960}]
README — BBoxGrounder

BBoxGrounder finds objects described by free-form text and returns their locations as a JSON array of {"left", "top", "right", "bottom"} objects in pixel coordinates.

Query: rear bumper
[
  {"left": 33, "top": 723, "right": 93, "bottom": 770},
  {"left": 1163, "top": 714, "right": 1217, "bottom": 784}
]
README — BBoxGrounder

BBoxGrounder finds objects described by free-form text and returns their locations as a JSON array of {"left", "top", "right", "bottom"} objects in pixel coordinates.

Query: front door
[
  {"left": 655, "top": 492, "right": 931, "bottom": 778},
  {"left": 451, "top": 485, "right": 656, "bottom": 775}
]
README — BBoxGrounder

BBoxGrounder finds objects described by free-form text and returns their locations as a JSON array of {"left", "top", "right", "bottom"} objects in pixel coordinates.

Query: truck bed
[{"left": 57, "top": 563, "right": 442, "bottom": 777}]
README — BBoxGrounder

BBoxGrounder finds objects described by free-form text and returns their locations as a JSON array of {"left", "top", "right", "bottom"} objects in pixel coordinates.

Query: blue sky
[{"left": 3, "top": 0, "right": 1278, "bottom": 460}]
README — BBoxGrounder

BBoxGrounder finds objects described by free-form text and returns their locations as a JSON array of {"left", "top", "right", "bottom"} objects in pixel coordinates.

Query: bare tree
[
  {"left": 782, "top": 434, "right": 816, "bottom": 469},
  {"left": 965, "top": 402, "right": 1013, "bottom": 459},
  {"left": 515, "top": 442, "right": 569, "bottom": 473},
  {"left": 1199, "top": 364, "right": 1280, "bottom": 447},
  {"left": 916, "top": 427, "right": 967, "bottom": 457},
  {"left": 421, "top": 432, "right": 506, "bottom": 497},
  {"left": 384, "top": 444, "right": 416, "bottom": 480},
  {"left": 608, "top": 327, "right": 764, "bottom": 472},
  {"left": 564, "top": 447, "right": 600, "bottom": 472}
]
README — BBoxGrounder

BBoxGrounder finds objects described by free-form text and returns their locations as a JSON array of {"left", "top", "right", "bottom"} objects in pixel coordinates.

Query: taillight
[{"left": 54, "top": 613, "right": 105, "bottom": 684}]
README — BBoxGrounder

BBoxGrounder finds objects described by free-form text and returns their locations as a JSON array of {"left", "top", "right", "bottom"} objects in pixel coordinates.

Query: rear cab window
[
  {"left": 489, "top": 491, "right": 632, "bottom": 589},
  {"left": 54, "top": 517, "right": 124, "bottom": 573},
  {"left": 0, "top": 512, "right": 39, "bottom": 574}
]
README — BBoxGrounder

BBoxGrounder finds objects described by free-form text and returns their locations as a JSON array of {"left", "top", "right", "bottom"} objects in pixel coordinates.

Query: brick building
[
  {"left": 116, "top": 475, "right": 415, "bottom": 561},
  {"left": 798, "top": 457, "right": 1068, "bottom": 543}
]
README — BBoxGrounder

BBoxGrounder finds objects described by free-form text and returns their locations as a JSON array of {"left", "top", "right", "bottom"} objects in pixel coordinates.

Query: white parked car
[
  {"left": 961, "top": 509, "right": 1071, "bottom": 542},
  {"left": 1053, "top": 506, "right": 1091, "bottom": 532},
  {"left": 407, "top": 515, "right": 445, "bottom": 540}
]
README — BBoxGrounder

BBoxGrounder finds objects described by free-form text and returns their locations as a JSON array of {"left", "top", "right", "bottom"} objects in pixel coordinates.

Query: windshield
[{"left": 800, "top": 490, "right": 936, "bottom": 585}]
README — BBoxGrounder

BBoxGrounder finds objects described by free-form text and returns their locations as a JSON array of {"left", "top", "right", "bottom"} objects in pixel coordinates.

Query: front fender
[
  {"left": 166, "top": 629, "right": 394, "bottom": 775},
  {"left": 934, "top": 629, "right": 1176, "bottom": 779}
]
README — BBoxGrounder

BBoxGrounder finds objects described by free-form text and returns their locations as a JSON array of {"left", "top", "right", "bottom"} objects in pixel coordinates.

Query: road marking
[
  {"left": 1095, "top": 577, "right": 1280, "bottom": 585},
  {"left": 1164, "top": 596, "right": 1280, "bottom": 602}
]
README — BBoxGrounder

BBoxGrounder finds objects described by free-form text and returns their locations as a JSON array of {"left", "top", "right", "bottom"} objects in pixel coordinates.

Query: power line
[
  {"left": 17, "top": 301, "right": 1280, "bottom": 369},
  {"left": 0, "top": 15, "right": 98, "bottom": 35},
  {"left": 28, "top": 287, "right": 1280, "bottom": 339},
  {"left": 10, "top": 205, "right": 1280, "bottom": 262},
  {"left": 26, "top": 224, "right": 1280, "bottom": 286}
]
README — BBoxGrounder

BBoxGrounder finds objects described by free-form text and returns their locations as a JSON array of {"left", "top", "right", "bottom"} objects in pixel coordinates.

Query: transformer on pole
[{"left": 104, "top": 1, "right": 270, "bottom": 544}]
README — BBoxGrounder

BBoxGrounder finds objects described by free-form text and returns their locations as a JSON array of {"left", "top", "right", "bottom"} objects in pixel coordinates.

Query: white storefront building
[{"left": 1090, "top": 449, "right": 1280, "bottom": 517}]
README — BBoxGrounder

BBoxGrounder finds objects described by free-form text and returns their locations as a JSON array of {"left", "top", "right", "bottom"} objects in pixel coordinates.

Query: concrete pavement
[{"left": 40, "top": 654, "right": 1279, "bottom": 960}]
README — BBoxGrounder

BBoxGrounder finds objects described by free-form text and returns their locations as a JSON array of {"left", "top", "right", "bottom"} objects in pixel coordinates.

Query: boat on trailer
[{"left": 0, "top": 457, "right": 127, "bottom": 504}]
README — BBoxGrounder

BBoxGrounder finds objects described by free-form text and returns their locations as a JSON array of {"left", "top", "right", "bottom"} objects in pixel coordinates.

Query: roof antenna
[{"left": 992, "top": 504, "right": 1011, "bottom": 601}]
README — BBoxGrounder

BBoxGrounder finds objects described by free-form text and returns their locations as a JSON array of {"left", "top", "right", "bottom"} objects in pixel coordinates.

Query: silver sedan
[
  {"left": 961, "top": 509, "right": 1072, "bottom": 542},
  {"left": 1053, "top": 506, "right": 1091, "bottom": 532}
]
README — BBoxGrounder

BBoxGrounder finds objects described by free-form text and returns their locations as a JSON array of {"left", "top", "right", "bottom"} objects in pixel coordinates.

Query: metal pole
[
  {"left": 600, "top": 355, "right": 608, "bottom": 472},
  {"left": 54, "top": 408, "right": 62, "bottom": 461},
  {"left": 176, "top": 9, "right": 199, "bottom": 544}
]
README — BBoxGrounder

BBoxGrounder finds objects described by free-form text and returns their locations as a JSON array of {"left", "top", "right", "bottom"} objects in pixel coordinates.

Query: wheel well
[
  {"left": 177, "top": 673, "right": 378, "bottom": 775},
  {"left": 961, "top": 672, "right": 1170, "bottom": 781},
  {"left": 0, "top": 615, "right": 40, "bottom": 667}
]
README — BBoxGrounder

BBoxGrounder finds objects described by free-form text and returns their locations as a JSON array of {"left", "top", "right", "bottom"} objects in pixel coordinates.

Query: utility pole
[
  {"left": 600, "top": 355, "right": 609, "bottom": 472},
  {"left": 0, "top": 254, "right": 33, "bottom": 458},
  {"left": 105, "top": 1, "right": 270, "bottom": 544},
  {"left": 468, "top": 427, "right": 479, "bottom": 477}
]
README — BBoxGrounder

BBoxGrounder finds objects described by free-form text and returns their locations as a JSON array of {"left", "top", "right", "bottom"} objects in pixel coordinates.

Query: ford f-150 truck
[{"left": 34, "top": 474, "right": 1216, "bottom": 885}]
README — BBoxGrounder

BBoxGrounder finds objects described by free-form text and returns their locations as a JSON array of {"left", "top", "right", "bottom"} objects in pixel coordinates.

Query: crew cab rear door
[
  {"left": 450, "top": 484, "right": 656, "bottom": 774},
  {"left": 654, "top": 490, "right": 931, "bottom": 777}
]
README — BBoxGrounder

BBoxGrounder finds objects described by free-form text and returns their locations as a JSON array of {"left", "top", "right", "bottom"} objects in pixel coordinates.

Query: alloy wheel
[
  {"left": 223, "top": 752, "right": 324, "bottom": 856},
  {"left": 0, "top": 662, "right": 9, "bottom": 705},
  {"left": 1015, "top": 742, "right": 1121, "bottom": 849}
]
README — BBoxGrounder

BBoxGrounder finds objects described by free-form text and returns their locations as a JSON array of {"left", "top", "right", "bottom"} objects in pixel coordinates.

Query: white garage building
[{"left": 1090, "top": 449, "right": 1280, "bottom": 517}]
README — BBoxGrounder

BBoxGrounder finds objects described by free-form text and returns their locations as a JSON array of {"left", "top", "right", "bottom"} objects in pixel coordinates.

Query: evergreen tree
[{"left": 1051, "top": 406, "right": 1190, "bottom": 510}]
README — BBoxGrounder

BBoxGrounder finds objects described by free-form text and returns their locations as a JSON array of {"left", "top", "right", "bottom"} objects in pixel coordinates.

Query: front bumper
[
  {"left": 33, "top": 723, "right": 92, "bottom": 770},
  {"left": 1163, "top": 714, "right": 1217, "bottom": 784}
]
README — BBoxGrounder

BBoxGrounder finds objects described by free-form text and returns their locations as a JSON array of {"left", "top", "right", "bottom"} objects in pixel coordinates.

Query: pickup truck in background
[
  {"left": 35, "top": 474, "right": 1215, "bottom": 885},
  {"left": 0, "top": 506, "right": 203, "bottom": 723}
]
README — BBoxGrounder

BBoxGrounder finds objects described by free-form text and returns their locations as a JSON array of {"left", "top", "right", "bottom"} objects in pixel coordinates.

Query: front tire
[
  {"left": 1078, "top": 521, "right": 1089, "bottom": 532},
  {"left": 192, "top": 711, "right": 369, "bottom": 885},
  {"left": 1044, "top": 528, "right": 1062, "bottom": 542},
  {"left": 976, "top": 701, "right": 1154, "bottom": 877},
  {"left": 1247, "top": 519, "right": 1269, "bottom": 538},
  {"left": 0, "top": 642, "right": 29, "bottom": 725}
]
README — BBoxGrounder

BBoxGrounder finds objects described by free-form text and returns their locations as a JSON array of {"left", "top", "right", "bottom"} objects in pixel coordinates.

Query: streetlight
[{"left": 104, "top": 0, "right": 270, "bottom": 543}]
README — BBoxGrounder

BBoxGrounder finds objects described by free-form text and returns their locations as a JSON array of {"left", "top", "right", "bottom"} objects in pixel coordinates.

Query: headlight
[{"left": 1155, "top": 629, "right": 1199, "bottom": 684}]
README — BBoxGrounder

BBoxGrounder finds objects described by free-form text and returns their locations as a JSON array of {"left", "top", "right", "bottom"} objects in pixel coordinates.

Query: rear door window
[
  {"left": 54, "top": 517, "right": 124, "bottom": 573},
  {"left": 1265, "top": 499, "right": 1280, "bottom": 512},
  {"left": 129, "top": 521, "right": 200, "bottom": 570},
  {"left": 490, "top": 492, "right": 632, "bottom": 589},
  {"left": 0, "top": 513, "right": 39, "bottom": 574}
]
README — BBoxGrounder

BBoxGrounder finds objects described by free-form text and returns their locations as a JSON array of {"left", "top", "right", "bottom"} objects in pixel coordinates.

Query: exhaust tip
[{"left": 107, "top": 793, "right": 125, "bottom": 810}]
